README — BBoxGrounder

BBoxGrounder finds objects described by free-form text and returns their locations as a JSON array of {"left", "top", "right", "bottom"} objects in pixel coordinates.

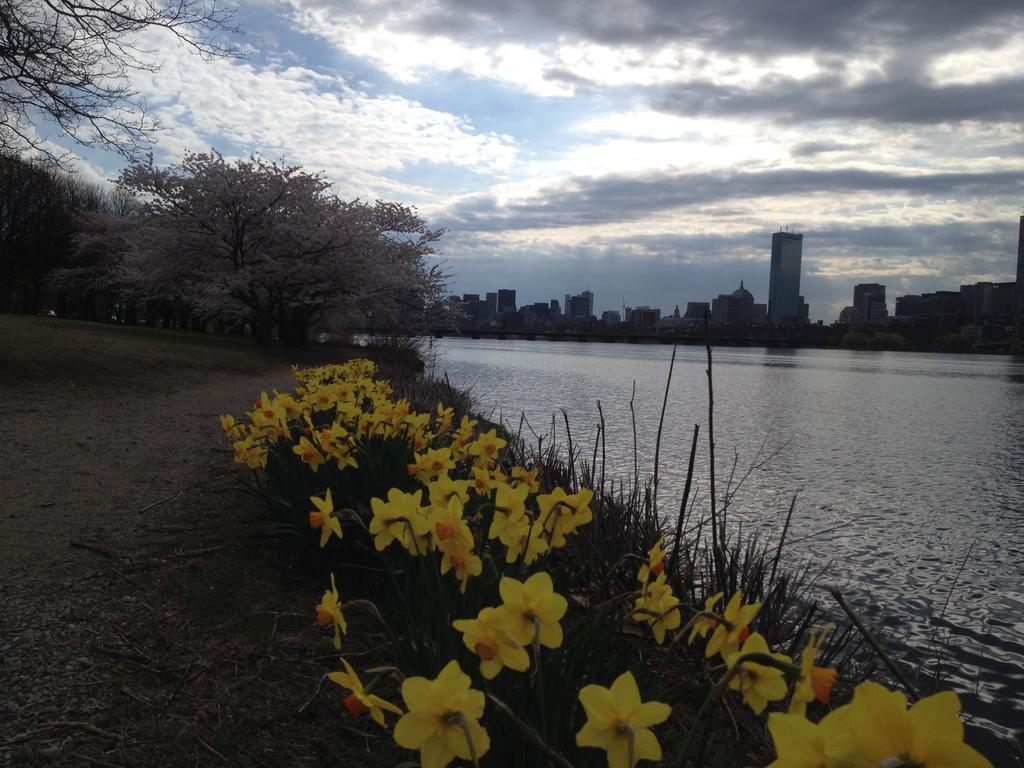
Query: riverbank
[
  {"left": 0, "top": 316, "right": 397, "bottom": 765},
  {"left": 0, "top": 315, "right": 1009, "bottom": 765}
]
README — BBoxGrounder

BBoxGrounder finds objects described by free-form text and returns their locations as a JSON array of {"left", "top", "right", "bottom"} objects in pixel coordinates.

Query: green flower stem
[
  {"left": 485, "top": 692, "right": 574, "bottom": 768},
  {"left": 616, "top": 722, "right": 636, "bottom": 768},
  {"left": 667, "top": 611, "right": 732, "bottom": 650},
  {"left": 530, "top": 615, "right": 548, "bottom": 741},
  {"left": 444, "top": 711, "right": 480, "bottom": 768},
  {"left": 344, "top": 599, "right": 405, "bottom": 667},
  {"left": 601, "top": 553, "right": 650, "bottom": 592},
  {"left": 673, "top": 652, "right": 798, "bottom": 768},
  {"left": 337, "top": 508, "right": 369, "bottom": 532}
]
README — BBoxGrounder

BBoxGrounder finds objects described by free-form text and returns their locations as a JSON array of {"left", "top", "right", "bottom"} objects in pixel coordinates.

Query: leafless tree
[{"left": 0, "top": 0, "right": 239, "bottom": 161}]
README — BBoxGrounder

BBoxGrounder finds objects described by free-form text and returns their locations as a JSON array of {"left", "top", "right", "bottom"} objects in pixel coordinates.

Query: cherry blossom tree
[{"left": 116, "top": 150, "right": 447, "bottom": 345}]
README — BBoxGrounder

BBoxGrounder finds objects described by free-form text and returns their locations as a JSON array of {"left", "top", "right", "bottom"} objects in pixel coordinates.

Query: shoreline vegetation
[
  {"left": 0, "top": 315, "right": 1009, "bottom": 766},
  {"left": 221, "top": 335, "right": 1000, "bottom": 765}
]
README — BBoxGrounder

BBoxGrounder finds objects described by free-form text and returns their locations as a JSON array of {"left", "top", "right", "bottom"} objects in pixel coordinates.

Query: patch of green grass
[{"left": 0, "top": 314, "right": 360, "bottom": 392}]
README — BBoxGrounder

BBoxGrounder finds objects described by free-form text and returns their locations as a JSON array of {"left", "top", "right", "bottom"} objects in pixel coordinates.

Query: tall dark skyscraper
[
  {"left": 497, "top": 288, "right": 516, "bottom": 314},
  {"left": 768, "top": 231, "right": 803, "bottom": 324},
  {"left": 1015, "top": 213, "right": 1024, "bottom": 339}
]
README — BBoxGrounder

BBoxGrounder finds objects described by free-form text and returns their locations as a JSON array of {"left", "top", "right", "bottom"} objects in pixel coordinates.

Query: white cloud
[
  {"left": 128, "top": 32, "right": 517, "bottom": 201},
  {"left": 929, "top": 33, "right": 1024, "bottom": 85}
]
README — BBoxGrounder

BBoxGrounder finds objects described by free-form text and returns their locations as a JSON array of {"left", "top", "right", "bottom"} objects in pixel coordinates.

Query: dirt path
[{"left": 0, "top": 328, "right": 385, "bottom": 767}]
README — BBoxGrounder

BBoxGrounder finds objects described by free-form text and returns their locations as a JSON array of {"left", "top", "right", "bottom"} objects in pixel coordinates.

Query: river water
[{"left": 428, "top": 338, "right": 1024, "bottom": 756}]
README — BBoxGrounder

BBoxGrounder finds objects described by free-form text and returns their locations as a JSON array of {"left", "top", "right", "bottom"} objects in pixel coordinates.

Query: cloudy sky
[{"left": 55, "top": 0, "right": 1024, "bottom": 320}]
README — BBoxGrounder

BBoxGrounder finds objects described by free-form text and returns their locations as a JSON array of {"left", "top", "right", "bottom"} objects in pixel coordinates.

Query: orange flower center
[
  {"left": 436, "top": 522, "right": 455, "bottom": 540},
  {"left": 451, "top": 553, "right": 466, "bottom": 570},
  {"left": 652, "top": 562, "right": 665, "bottom": 575},
  {"left": 407, "top": 463, "right": 419, "bottom": 476},
  {"left": 309, "top": 511, "right": 324, "bottom": 529},
  {"left": 738, "top": 627, "right": 750, "bottom": 643},
  {"left": 315, "top": 605, "right": 333, "bottom": 626},
  {"left": 431, "top": 461, "right": 444, "bottom": 472},
  {"left": 475, "top": 640, "right": 498, "bottom": 661},
  {"left": 263, "top": 409, "right": 275, "bottom": 419},
  {"left": 486, "top": 444, "right": 496, "bottom": 455},
  {"left": 343, "top": 693, "right": 367, "bottom": 717},
  {"left": 810, "top": 666, "right": 838, "bottom": 705}
]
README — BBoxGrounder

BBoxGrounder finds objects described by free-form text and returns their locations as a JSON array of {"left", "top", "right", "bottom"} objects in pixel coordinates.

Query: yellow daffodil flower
[
  {"left": 292, "top": 435, "right": 326, "bottom": 472},
  {"left": 509, "top": 465, "right": 540, "bottom": 493},
  {"left": 309, "top": 488, "right": 343, "bottom": 548},
  {"left": 219, "top": 414, "right": 243, "bottom": 438},
  {"left": 233, "top": 436, "right": 268, "bottom": 469},
  {"left": 505, "top": 523, "right": 550, "bottom": 565},
  {"left": 315, "top": 574, "right": 347, "bottom": 650},
  {"left": 496, "top": 572, "right": 568, "bottom": 649},
  {"left": 789, "top": 626, "right": 838, "bottom": 716},
  {"left": 468, "top": 428, "right": 506, "bottom": 467},
  {"left": 637, "top": 537, "right": 667, "bottom": 585},
  {"left": 250, "top": 391, "right": 290, "bottom": 440},
  {"left": 434, "top": 403, "right": 455, "bottom": 434},
  {"left": 536, "top": 487, "right": 594, "bottom": 547},
  {"left": 489, "top": 482, "right": 531, "bottom": 538},
  {"left": 429, "top": 496, "right": 473, "bottom": 551},
  {"left": 726, "top": 632, "right": 791, "bottom": 715},
  {"left": 840, "top": 681, "right": 991, "bottom": 768},
  {"left": 440, "top": 536, "right": 483, "bottom": 593},
  {"left": 453, "top": 607, "right": 530, "bottom": 679},
  {"left": 705, "top": 589, "right": 760, "bottom": 660},
  {"left": 369, "top": 489, "right": 432, "bottom": 555},
  {"left": 328, "top": 657, "right": 403, "bottom": 727},
  {"left": 407, "top": 447, "right": 456, "bottom": 484},
  {"left": 393, "top": 661, "right": 490, "bottom": 768},
  {"left": 469, "top": 466, "right": 500, "bottom": 496},
  {"left": 687, "top": 592, "right": 724, "bottom": 645},
  {"left": 427, "top": 476, "right": 471, "bottom": 509},
  {"left": 575, "top": 671, "right": 671, "bottom": 768},
  {"left": 766, "top": 708, "right": 855, "bottom": 768},
  {"left": 632, "top": 574, "right": 682, "bottom": 645}
]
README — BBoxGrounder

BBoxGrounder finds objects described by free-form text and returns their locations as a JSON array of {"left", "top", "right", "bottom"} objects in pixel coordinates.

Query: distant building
[
  {"left": 960, "top": 281, "right": 1015, "bottom": 324},
  {"left": 897, "top": 292, "right": 958, "bottom": 319},
  {"left": 768, "top": 231, "right": 803, "bottom": 324},
  {"left": 497, "top": 289, "right": 516, "bottom": 314},
  {"left": 838, "top": 306, "right": 856, "bottom": 325},
  {"left": 684, "top": 301, "right": 710, "bottom": 319},
  {"left": 549, "top": 299, "right": 561, "bottom": 317},
  {"left": 711, "top": 281, "right": 756, "bottom": 325},
  {"left": 752, "top": 303, "right": 767, "bottom": 325},
  {"left": 485, "top": 292, "right": 498, "bottom": 317},
  {"left": 853, "top": 283, "right": 887, "bottom": 325},
  {"left": 627, "top": 306, "right": 660, "bottom": 329},
  {"left": 895, "top": 295, "right": 922, "bottom": 318},
  {"left": 1016, "top": 213, "right": 1024, "bottom": 338},
  {"left": 564, "top": 289, "right": 595, "bottom": 320},
  {"left": 601, "top": 310, "right": 621, "bottom": 324}
]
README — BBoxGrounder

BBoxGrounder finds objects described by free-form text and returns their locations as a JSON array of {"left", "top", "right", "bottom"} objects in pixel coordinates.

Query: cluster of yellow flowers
[
  {"left": 224, "top": 361, "right": 991, "bottom": 768},
  {"left": 222, "top": 359, "right": 387, "bottom": 470}
]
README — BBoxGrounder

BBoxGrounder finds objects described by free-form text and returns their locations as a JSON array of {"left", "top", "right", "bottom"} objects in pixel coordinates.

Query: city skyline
[{"left": 23, "top": 0, "right": 1024, "bottom": 322}]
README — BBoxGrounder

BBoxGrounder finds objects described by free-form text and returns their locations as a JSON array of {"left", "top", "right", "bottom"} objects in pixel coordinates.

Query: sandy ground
[{"left": 0, "top": 319, "right": 391, "bottom": 767}]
